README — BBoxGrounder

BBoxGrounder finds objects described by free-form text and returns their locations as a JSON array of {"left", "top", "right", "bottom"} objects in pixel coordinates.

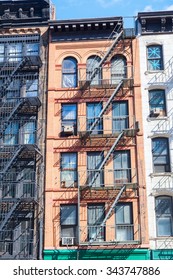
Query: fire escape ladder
[
  {"left": 6, "top": 99, "right": 24, "bottom": 122},
  {"left": 81, "top": 29, "right": 123, "bottom": 89},
  {"left": 0, "top": 57, "right": 29, "bottom": 98},
  {"left": 0, "top": 146, "right": 23, "bottom": 178},
  {"left": 89, "top": 185, "right": 126, "bottom": 244},
  {"left": 0, "top": 200, "right": 20, "bottom": 231},
  {"left": 87, "top": 80, "right": 124, "bottom": 136},
  {"left": 101, "top": 185, "right": 126, "bottom": 227},
  {"left": 89, "top": 131, "right": 124, "bottom": 187}
]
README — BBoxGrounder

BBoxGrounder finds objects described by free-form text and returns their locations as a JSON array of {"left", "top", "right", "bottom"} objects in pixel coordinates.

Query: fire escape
[
  {"left": 0, "top": 35, "right": 42, "bottom": 259},
  {"left": 76, "top": 24, "right": 140, "bottom": 246}
]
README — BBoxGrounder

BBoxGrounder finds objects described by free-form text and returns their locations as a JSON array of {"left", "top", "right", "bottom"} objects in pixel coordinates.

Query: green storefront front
[
  {"left": 44, "top": 249, "right": 150, "bottom": 260},
  {"left": 151, "top": 250, "right": 173, "bottom": 260}
]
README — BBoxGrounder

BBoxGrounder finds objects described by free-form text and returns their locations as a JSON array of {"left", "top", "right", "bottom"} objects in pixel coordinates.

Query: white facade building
[{"left": 137, "top": 11, "right": 173, "bottom": 259}]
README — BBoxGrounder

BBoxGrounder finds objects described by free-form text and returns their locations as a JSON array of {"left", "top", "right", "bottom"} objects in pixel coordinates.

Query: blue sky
[{"left": 52, "top": 0, "right": 173, "bottom": 27}]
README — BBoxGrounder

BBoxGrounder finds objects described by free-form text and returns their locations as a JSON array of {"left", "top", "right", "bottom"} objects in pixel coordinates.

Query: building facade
[
  {"left": 44, "top": 17, "right": 149, "bottom": 260},
  {"left": 0, "top": 0, "right": 50, "bottom": 259},
  {"left": 137, "top": 11, "right": 173, "bottom": 260}
]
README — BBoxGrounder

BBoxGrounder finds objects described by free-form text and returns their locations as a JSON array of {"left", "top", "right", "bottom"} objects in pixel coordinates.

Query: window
[
  {"left": 0, "top": 44, "right": 5, "bottom": 62},
  {"left": 13, "top": 219, "right": 33, "bottom": 257},
  {"left": 87, "top": 152, "right": 104, "bottom": 188},
  {"left": 115, "top": 203, "right": 133, "bottom": 241},
  {"left": 147, "top": 45, "right": 163, "bottom": 71},
  {"left": 62, "top": 57, "right": 77, "bottom": 88},
  {"left": 25, "top": 79, "right": 38, "bottom": 97},
  {"left": 62, "top": 104, "right": 77, "bottom": 135},
  {"left": 21, "top": 122, "right": 36, "bottom": 144},
  {"left": 149, "top": 89, "right": 166, "bottom": 117},
  {"left": 8, "top": 43, "right": 22, "bottom": 62},
  {"left": 86, "top": 55, "right": 102, "bottom": 85},
  {"left": 60, "top": 205, "right": 77, "bottom": 242},
  {"left": 87, "top": 204, "right": 105, "bottom": 242},
  {"left": 112, "top": 101, "right": 128, "bottom": 132},
  {"left": 87, "top": 102, "right": 103, "bottom": 134},
  {"left": 155, "top": 196, "right": 173, "bottom": 236},
  {"left": 61, "top": 153, "right": 77, "bottom": 187},
  {"left": 152, "top": 138, "right": 170, "bottom": 173},
  {"left": 111, "top": 55, "right": 127, "bottom": 84},
  {"left": 6, "top": 79, "right": 20, "bottom": 99},
  {"left": 26, "top": 43, "right": 39, "bottom": 56},
  {"left": 114, "top": 151, "right": 131, "bottom": 184},
  {"left": 3, "top": 122, "right": 19, "bottom": 145}
]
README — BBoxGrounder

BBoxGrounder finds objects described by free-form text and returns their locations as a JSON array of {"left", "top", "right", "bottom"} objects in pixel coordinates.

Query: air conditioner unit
[
  {"left": 150, "top": 108, "right": 160, "bottom": 117},
  {"left": 61, "top": 237, "right": 74, "bottom": 246},
  {"left": 63, "top": 125, "right": 74, "bottom": 134}
]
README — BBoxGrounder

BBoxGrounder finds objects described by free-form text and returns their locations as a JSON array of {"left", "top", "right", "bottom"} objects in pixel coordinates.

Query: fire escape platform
[
  {"left": 79, "top": 128, "right": 138, "bottom": 139},
  {"left": 79, "top": 240, "right": 140, "bottom": 246}
]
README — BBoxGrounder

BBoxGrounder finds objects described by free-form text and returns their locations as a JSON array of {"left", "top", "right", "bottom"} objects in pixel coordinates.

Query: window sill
[
  {"left": 147, "top": 116, "right": 168, "bottom": 121},
  {"left": 145, "top": 70, "right": 164, "bottom": 75},
  {"left": 150, "top": 172, "right": 173, "bottom": 178}
]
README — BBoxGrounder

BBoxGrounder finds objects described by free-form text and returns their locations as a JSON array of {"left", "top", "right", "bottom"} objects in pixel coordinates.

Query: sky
[{"left": 51, "top": 0, "right": 173, "bottom": 27}]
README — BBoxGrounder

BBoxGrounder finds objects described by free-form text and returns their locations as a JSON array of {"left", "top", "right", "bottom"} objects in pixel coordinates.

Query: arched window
[
  {"left": 147, "top": 45, "right": 163, "bottom": 71},
  {"left": 155, "top": 196, "right": 173, "bottom": 236},
  {"left": 86, "top": 55, "right": 102, "bottom": 85},
  {"left": 62, "top": 57, "right": 77, "bottom": 88},
  {"left": 149, "top": 89, "right": 166, "bottom": 117},
  {"left": 152, "top": 138, "right": 170, "bottom": 173},
  {"left": 111, "top": 55, "right": 127, "bottom": 84}
]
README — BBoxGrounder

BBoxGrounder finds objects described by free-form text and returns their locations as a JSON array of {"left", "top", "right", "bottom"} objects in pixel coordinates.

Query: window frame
[
  {"left": 87, "top": 203, "right": 105, "bottom": 242},
  {"left": 152, "top": 137, "right": 170, "bottom": 173},
  {"left": 60, "top": 152, "right": 77, "bottom": 188},
  {"left": 111, "top": 55, "right": 127, "bottom": 84},
  {"left": 60, "top": 204, "right": 77, "bottom": 242},
  {"left": 113, "top": 150, "right": 131, "bottom": 184},
  {"left": 149, "top": 89, "right": 166, "bottom": 117},
  {"left": 115, "top": 202, "right": 134, "bottom": 241},
  {"left": 86, "top": 102, "right": 103, "bottom": 134},
  {"left": 86, "top": 55, "right": 102, "bottom": 85},
  {"left": 147, "top": 45, "right": 163, "bottom": 71},
  {"left": 155, "top": 196, "right": 173, "bottom": 237},
  {"left": 61, "top": 103, "right": 77, "bottom": 135},
  {"left": 62, "top": 57, "right": 78, "bottom": 88}
]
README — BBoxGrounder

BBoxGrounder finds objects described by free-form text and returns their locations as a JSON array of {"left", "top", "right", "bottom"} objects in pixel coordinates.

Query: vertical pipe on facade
[
  {"left": 39, "top": 218, "right": 44, "bottom": 260},
  {"left": 42, "top": 27, "right": 50, "bottom": 260},
  {"left": 131, "top": 27, "right": 143, "bottom": 245}
]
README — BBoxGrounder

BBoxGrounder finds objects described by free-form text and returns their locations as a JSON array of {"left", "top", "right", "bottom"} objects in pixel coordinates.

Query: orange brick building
[{"left": 44, "top": 17, "right": 149, "bottom": 260}]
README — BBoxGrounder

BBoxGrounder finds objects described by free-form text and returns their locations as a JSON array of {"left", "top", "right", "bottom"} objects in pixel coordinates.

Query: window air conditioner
[
  {"left": 63, "top": 125, "right": 74, "bottom": 134},
  {"left": 150, "top": 108, "right": 160, "bottom": 117},
  {"left": 61, "top": 237, "right": 75, "bottom": 246}
]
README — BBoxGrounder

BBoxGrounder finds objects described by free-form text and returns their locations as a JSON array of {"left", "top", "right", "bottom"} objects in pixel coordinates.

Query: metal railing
[
  {"left": 0, "top": 171, "right": 37, "bottom": 200},
  {"left": 60, "top": 168, "right": 137, "bottom": 189},
  {"left": 77, "top": 115, "right": 136, "bottom": 135},
  {"left": 79, "top": 224, "right": 140, "bottom": 245},
  {"left": 0, "top": 228, "right": 34, "bottom": 259}
]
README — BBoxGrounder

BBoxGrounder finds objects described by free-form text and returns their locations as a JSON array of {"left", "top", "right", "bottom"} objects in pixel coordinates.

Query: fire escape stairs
[
  {"left": 0, "top": 57, "right": 29, "bottom": 98},
  {"left": 88, "top": 130, "right": 125, "bottom": 187},
  {"left": 0, "top": 99, "right": 25, "bottom": 134},
  {"left": 81, "top": 29, "right": 123, "bottom": 90},
  {"left": 0, "top": 200, "right": 20, "bottom": 231},
  {"left": 89, "top": 184, "right": 126, "bottom": 244},
  {"left": 0, "top": 145, "right": 23, "bottom": 179},
  {"left": 84, "top": 80, "right": 124, "bottom": 139}
]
